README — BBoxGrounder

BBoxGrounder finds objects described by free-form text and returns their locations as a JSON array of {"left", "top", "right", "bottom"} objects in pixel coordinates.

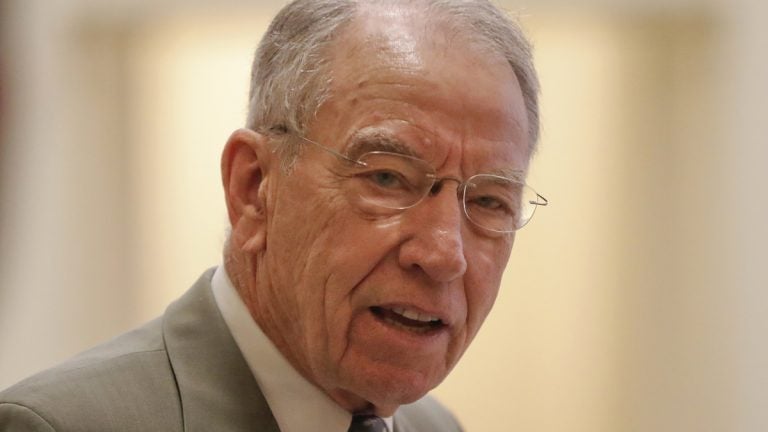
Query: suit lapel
[{"left": 162, "top": 269, "right": 281, "bottom": 432}]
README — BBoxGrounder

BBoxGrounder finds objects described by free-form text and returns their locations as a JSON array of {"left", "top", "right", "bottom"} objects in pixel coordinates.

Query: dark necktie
[{"left": 348, "top": 414, "right": 388, "bottom": 432}]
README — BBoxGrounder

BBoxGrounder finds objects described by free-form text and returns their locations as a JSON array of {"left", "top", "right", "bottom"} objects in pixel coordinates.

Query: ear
[{"left": 221, "top": 128, "right": 273, "bottom": 250}]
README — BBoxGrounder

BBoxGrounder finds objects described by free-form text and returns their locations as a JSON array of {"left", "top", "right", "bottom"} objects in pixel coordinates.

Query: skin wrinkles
[
  {"left": 344, "top": 6, "right": 528, "bottom": 149},
  {"left": 222, "top": 4, "right": 529, "bottom": 418},
  {"left": 344, "top": 126, "right": 480, "bottom": 169},
  {"left": 328, "top": 44, "right": 527, "bottom": 176},
  {"left": 346, "top": 128, "right": 419, "bottom": 160},
  {"left": 333, "top": 101, "right": 524, "bottom": 180}
]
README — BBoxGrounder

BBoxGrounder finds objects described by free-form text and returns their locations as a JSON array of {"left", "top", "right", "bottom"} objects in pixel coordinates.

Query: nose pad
[
  {"left": 428, "top": 177, "right": 461, "bottom": 197},
  {"left": 429, "top": 182, "right": 443, "bottom": 196}
]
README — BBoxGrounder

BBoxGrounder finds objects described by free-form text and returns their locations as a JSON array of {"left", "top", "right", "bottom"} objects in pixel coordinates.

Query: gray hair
[{"left": 246, "top": 0, "right": 540, "bottom": 166}]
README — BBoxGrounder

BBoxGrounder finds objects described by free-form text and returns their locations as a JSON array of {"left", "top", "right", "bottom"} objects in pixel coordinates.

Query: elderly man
[{"left": 0, "top": 0, "right": 545, "bottom": 431}]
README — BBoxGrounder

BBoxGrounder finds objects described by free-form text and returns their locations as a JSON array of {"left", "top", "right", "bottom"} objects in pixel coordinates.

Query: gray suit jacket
[{"left": 0, "top": 269, "right": 462, "bottom": 431}]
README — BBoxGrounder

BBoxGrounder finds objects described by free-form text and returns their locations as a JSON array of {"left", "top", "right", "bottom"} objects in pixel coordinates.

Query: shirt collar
[{"left": 211, "top": 265, "right": 394, "bottom": 432}]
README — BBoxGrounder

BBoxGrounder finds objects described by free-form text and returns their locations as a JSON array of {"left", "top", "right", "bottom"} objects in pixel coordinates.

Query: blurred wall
[{"left": 1, "top": 0, "right": 766, "bottom": 431}]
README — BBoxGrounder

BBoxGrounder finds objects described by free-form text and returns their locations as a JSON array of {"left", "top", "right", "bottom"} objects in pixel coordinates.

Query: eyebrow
[
  {"left": 344, "top": 128, "right": 526, "bottom": 181},
  {"left": 487, "top": 167, "right": 527, "bottom": 182},
  {"left": 344, "top": 130, "right": 419, "bottom": 161}
]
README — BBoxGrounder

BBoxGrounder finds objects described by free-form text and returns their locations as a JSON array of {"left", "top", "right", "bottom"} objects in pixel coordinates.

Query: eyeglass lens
[{"left": 337, "top": 151, "right": 539, "bottom": 233}]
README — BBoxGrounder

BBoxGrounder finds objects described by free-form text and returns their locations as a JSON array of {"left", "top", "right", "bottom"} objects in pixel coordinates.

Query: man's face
[{"left": 236, "top": 11, "right": 530, "bottom": 415}]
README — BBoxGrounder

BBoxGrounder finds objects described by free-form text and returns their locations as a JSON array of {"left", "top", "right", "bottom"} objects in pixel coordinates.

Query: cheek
[
  {"left": 320, "top": 216, "right": 406, "bottom": 332},
  {"left": 463, "top": 238, "right": 513, "bottom": 335},
  {"left": 324, "top": 215, "right": 404, "bottom": 281},
  {"left": 266, "top": 179, "right": 344, "bottom": 282},
  {"left": 267, "top": 187, "right": 405, "bottom": 344},
  {"left": 261, "top": 183, "right": 345, "bottom": 333}
]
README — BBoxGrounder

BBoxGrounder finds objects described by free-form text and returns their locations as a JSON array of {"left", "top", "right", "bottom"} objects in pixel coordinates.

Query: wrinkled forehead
[
  {"left": 327, "top": 15, "right": 528, "bottom": 150},
  {"left": 338, "top": 2, "right": 503, "bottom": 72},
  {"left": 301, "top": 3, "right": 532, "bottom": 175}
]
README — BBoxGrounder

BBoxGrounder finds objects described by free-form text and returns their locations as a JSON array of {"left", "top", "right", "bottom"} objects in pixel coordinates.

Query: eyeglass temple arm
[{"left": 530, "top": 194, "right": 548, "bottom": 207}]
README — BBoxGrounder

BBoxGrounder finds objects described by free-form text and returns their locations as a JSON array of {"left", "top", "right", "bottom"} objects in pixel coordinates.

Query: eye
[
  {"left": 473, "top": 195, "right": 505, "bottom": 210},
  {"left": 468, "top": 194, "right": 513, "bottom": 213},
  {"left": 359, "top": 169, "right": 412, "bottom": 191},
  {"left": 369, "top": 170, "right": 402, "bottom": 188}
]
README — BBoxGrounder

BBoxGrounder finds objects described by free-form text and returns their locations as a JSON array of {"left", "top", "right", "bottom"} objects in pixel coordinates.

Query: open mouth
[{"left": 370, "top": 306, "right": 445, "bottom": 334}]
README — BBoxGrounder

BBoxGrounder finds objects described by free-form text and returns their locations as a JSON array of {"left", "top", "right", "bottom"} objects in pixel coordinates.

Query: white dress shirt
[{"left": 211, "top": 265, "right": 393, "bottom": 432}]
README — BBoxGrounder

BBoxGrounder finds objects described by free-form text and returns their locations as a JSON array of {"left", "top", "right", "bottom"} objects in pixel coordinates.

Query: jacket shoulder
[{"left": 0, "top": 318, "right": 182, "bottom": 432}]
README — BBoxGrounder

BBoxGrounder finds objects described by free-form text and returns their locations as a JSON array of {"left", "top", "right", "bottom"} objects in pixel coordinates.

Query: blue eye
[
  {"left": 474, "top": 196, "right": 504, "bottom": 210},
  {"left": 368, "top": 171, "right": 403, "bottom": 188},
  {"left": 466, "top": 193, "right": 518, "bottom": 218}
]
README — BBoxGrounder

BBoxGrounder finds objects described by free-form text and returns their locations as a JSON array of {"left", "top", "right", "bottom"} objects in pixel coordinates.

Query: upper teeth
[{"left": 392, "top": 307, "right": 440, "bottom": 323}]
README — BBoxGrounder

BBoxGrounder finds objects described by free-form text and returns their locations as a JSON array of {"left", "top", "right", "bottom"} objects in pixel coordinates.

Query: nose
[{"left": 397, "top": 186, "right": 468, "bottom": 283}]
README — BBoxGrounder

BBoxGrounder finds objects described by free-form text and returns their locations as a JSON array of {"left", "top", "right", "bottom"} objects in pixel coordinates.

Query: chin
[{"left": 338, "top": 361, "right": 445, "bottom": 413}]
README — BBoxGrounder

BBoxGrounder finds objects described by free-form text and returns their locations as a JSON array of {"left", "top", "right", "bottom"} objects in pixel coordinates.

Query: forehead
[{"left": 310, "top": 5, "right": 531, "bottom": 170}]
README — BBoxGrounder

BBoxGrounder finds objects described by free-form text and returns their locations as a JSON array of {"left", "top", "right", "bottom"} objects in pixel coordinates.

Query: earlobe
[{"left": 221, "top": 128, "right": 272, "bottom": 229}]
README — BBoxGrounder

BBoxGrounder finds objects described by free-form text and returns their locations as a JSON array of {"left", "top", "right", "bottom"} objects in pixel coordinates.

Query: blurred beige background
[{"left": 1, "top": 0, "right": 766, "bottom": 431}]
